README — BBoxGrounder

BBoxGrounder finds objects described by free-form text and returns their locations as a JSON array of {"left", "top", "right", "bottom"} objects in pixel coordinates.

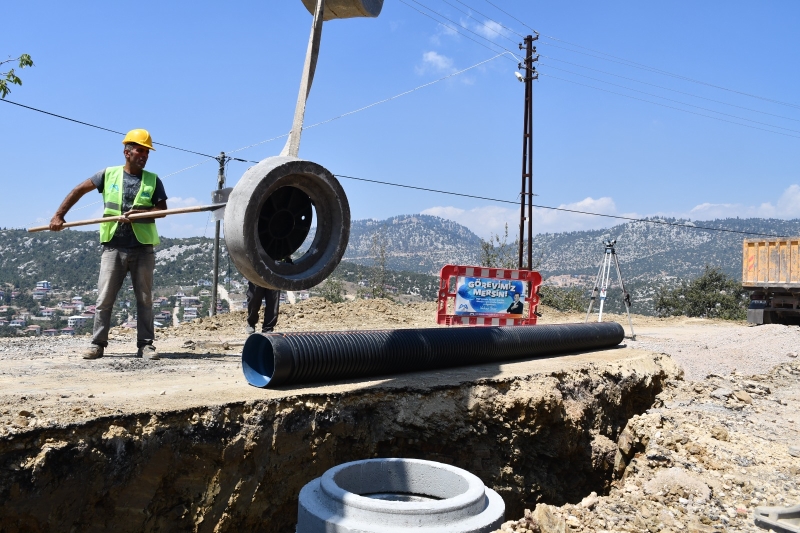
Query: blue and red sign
[{"left": 455, "top": 276, "right": 527, "bottom": 317}]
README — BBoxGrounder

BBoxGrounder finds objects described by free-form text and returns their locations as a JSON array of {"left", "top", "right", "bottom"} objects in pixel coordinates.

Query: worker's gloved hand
[{"left": 49, "top": 214, "right": 65, "bottom": 232}]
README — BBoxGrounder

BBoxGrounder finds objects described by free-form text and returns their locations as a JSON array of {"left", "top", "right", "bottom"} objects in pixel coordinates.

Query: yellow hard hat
[{"left": 122, "top": 129, "right": 155, "bottom": 150}]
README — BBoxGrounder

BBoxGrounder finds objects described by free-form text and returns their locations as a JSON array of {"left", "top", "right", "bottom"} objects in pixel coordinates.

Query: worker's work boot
[
  {"left": 244, "top": 325, "right": 256, "bottom": 335},
  {"left": 137, "top": 345, "right": 160, "bottom": 360},
  {"left": 82, "top": 345, "right": 104, "bottom": 360}
]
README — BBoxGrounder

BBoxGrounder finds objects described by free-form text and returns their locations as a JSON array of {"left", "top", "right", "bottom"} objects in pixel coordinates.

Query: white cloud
[
  {"left": 422, "top": 196, "right": 623, "bottom": 239},
  {"left": 429, "top": 23, "right": 459, "bottom": 45},
  {"left": 474, "top": 19, "right": 509, "bottom": 41},
  {"left": 424, "top": 185, "right": 800, "bottom": 239},
  {"left": 416, "top": 51, "right": 456, "bottom": 75},
  {"left": 688, "top": 184, "right": 800, "bottom": 219},
  {"left": 167, "top": 196, "right": 201, "bottom": 208}
]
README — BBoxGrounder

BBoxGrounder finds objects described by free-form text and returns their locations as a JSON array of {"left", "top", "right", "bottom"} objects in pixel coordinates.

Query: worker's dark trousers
[{"left": 246, "top": 282, "right": 280, "bottom": 332}]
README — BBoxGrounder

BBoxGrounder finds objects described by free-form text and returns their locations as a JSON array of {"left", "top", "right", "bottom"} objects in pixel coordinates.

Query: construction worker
[{"left": 49, "top": 129, "right": 168, "bottom": 360}]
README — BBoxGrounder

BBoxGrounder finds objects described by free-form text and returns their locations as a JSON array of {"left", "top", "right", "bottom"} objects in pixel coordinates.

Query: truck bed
[{"left": 742, "top": 237, "right": 800, "bottom": 288}]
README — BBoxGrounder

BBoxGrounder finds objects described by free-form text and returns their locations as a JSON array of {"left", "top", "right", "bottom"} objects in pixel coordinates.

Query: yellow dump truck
[{"left": 742, "top": 237, "right": 800, "bottom": 324}]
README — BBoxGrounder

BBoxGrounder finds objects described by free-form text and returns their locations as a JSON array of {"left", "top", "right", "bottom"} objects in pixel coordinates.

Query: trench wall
[{"left": 0, "top": 354, "right": 680, "bottom": 533}]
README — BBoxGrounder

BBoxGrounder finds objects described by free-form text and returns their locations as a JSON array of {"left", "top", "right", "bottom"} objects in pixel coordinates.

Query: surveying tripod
[{"left": 585, "top": 240, "right": 636, "bottom": 339}]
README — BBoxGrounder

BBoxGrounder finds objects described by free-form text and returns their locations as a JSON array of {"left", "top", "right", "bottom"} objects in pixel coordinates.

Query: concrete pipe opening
[
  {"left": 297, "top": 458, "right": 505, "bottom": 532},
  {"left": 224, "top": 156, "right": 350, "bottom": 291}
]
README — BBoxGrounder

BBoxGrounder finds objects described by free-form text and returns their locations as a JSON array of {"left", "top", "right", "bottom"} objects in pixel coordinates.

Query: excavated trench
[{"left": 0, "top": 353, "right": 680, "bottom": 532}]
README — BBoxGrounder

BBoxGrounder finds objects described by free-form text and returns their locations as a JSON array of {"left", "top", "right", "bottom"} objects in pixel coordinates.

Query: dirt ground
[
  {"left": 0, "top": 298, "right": 797, "bottom": 430},
  {"left": 1, "top": 298, "right": 799, "bottom": 532}
]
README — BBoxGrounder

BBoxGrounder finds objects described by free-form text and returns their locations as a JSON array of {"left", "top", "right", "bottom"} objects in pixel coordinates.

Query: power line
[
  {"left": 539, "top": 72, "right": 800, "bottom": 140},
  {"left": 541, "top": 64, "right": 800, "bottom": 135},
  {"left": 398, "top": 0, "right": 517, "bottom": 59},
  {"left": 539, "top": 55, "right": 800, "bottom": 124},
  {"left": 334, "top": 173, "right": 790, "bottom": 238},
  {"left": 451, "top": 0, "right": 525, "bottom": 38},
  {"left": 472, "top": 0, "right": 800, "bottom": 110},
  {"left": 0, "top": 99, "right": 218, "bottom": 158},
  {"left": 225, "top": 52, "right": 512, "bottom": 157},
  {"left": 438, "top": 0, "right": 520, "bottom": 44},
  {"left": 435, "top": 0, "right": 800, "bottom": 124},
  {"left": 537, "top": 37, "right": 800, "bottom": 111},
  {"left": 21, "top": 51, "right": 509, "bottom": 223}
]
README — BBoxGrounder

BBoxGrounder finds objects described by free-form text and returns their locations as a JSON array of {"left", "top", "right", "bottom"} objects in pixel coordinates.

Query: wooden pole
[{"left": 27, "top": 204, "right": 223, "bottom": 233}]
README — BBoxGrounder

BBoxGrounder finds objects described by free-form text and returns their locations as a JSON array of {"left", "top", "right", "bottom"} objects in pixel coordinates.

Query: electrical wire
[
  {"left": 537, "top": 38, "right": 800, "bottom": 111},
  {"left": 472, "top": 0, "right": 800, "bottom": 110},
  {"left": 436, "top": 0, "right": 800, "bottom": 123},
  {"left": 333, "top": 173, "right": 790, "bottom": 238},
  {"left": 540, "top": 64, "right": 800, "bottom": 134},
  {"left": 451, "top": 0, "right": 525, "bottom": 38},
  {"left": 225, "top": 52, "right": 512, "bottom": 157},
  {"left": 539, "top": 72, "right": 800, "bottom": 140},
  {"left": 437, "top": 0, "right": 520, "bottom": 44},
  {"left": 539, "top": 55, "right": 800, "bottom": 124},
  {"left": 0, "top": 99, "right": 217, "bottom": 158},
  {"left": 18, "top": 51, "right": 510, "bottom": 225},
  {"left": 398, "top": 0, "right": 517, "bottom": 59}
]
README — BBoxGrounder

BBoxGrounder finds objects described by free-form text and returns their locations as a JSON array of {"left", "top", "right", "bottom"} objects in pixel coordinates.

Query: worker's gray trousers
[{"left": 92, "top": 245, "right": 155, "bottom": 348}]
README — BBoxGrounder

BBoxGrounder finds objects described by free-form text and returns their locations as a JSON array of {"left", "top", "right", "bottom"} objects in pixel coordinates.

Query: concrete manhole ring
[{"left": 297, "top": 458, "right": 505, "bottom": 532}]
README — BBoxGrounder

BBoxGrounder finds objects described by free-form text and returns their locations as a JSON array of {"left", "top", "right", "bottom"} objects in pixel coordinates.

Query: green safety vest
[{"left": 99, "top": 166, "right": 160, "bottom": 245}]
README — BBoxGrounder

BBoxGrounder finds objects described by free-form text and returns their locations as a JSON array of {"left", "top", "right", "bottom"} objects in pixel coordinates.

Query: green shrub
[{"left": 655, "top": 266, "right": 747, "bottom": 320}]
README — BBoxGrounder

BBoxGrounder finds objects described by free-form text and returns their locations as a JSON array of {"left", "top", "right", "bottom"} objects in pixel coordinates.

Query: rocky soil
[
  {"left": 1, "top": 298, "right": 799, "bottom": 532},
  {"left": 494, "top": 358, "right": 800, "bottom": 533}
]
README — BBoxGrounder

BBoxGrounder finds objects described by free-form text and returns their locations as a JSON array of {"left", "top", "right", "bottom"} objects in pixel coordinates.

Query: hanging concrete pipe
[
  {"left": 224, "top": 156, "right": 350, "bottom": 291},
  {"left": 242, "top": 322, "right": 625, "bottom": 388}
]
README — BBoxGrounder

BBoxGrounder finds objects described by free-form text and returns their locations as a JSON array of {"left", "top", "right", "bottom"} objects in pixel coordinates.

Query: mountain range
[{"left": 2, "top": 216, "right": 798, "bottom": 315}]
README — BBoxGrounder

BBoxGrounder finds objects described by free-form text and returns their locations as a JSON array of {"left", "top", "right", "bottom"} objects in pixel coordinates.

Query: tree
[
  {"left": 655, "top": 266, "right": 748, "bottom": 320},
  {"left": 538, "top": 285, "right": 586, "bottom": 312},
  {"left": 369, "top": 227, "right": 390, "bottom": 300},
  {"left": 318, "top": 277, "right": 345, "bottom": 303},
  {"left": 479, "top": 223, "right": 518, "bottom": 269},
  {"left": 1, "top": 54, "right": 34, "bottom": 99}
]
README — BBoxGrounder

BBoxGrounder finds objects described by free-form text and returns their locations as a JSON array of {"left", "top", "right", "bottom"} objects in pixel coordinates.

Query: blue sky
[{"left": 3, "top": 0, "right": 798, "bottom": 239}]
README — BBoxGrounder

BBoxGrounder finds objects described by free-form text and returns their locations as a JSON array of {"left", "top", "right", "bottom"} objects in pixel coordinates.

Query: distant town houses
[
  {"left": 67, "top": 316, "right": 90, "bottom": 329},
  {"left": 180, "top": 296, "right": 201, "bottom": 307},
  {"left": 183, "top": 307, "right": 198, "bottom": 320},
  {"left": 43, "top": 329, "right": 58, "bottom": 337},
  {"left": 36, "top": 281, "right": 52, "bottom": 292},
  {"left": 196, "top": 279, "right": 212, "bottom": 287},
  {"left": 198, "top": 289, "right": 211, "bottom": 297},
  {"left": 60, "top": 327, "right": 75, "bottom": 336},
  {"left": 26, "top": 325, "right": 41, "bottom": 336}
]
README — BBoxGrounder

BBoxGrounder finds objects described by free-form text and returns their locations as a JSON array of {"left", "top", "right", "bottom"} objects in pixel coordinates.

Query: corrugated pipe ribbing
[{"left": 242, "top": 322, "right": 625, "bottom": 388}]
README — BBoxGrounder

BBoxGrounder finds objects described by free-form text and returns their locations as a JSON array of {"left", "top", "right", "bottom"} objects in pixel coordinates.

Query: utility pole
[
  {"left": 211, "top": 152, "right": 228, "bottom": 316},
  {"left": 517, "top": 33, "right": 539, "bottom": 270}
]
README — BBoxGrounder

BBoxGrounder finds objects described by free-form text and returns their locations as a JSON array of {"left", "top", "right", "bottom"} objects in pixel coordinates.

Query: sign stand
[{"left": 437, "top": 265, "right": 542, "bottom": 326}]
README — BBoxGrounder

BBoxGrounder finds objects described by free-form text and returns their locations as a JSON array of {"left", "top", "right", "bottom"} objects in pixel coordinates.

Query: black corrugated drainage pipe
[{"left": 242, "top": 322, "right": 624, "bottom": 388}]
